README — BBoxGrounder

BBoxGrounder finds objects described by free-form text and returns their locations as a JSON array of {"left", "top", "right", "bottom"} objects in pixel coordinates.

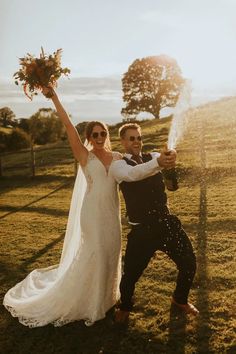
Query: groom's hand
[{"left": 157, "top": 149, "right": 176, "bottom": 169}]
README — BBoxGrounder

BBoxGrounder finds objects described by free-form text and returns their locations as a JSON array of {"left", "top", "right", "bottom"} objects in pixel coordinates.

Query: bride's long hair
[{"left": 85, "top": 121, "right": 111, "bottom": 151}]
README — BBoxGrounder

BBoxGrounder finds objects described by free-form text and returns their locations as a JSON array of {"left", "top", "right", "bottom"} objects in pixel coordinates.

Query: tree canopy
[
  {"left": 0, "top": 107, "right": 16, "bottom": 127},
  {"left": 29, "top": 108, "right": 66, "bottom": 145},
  {"left": 0, "top": 108, "right": 67, "bottom": 152},
  {"left": 121, "top": 55, "right": 185, "bottom": 119}
]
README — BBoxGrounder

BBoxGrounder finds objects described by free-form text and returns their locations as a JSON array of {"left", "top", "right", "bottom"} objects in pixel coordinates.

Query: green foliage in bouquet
[{"left": 13, "top": 47, "right": 70, "bottom": 100}]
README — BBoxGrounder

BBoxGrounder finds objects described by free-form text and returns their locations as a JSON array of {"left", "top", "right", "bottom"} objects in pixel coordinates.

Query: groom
[{"left": 110, "top": 123, "right": 198, "bottom": 324}]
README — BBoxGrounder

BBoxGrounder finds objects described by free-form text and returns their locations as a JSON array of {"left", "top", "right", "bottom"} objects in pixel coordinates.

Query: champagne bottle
[
  {"left": 162, "top": 168, "right": 179, "bottom": 191},
  {"left": 162, "top": 150, "right": 178, "bottom": 191}
]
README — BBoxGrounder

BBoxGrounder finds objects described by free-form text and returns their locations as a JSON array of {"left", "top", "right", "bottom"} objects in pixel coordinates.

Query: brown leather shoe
[
  {"left": 171, "top": 297, "right": 199, "bottom": 316},
  {"left": 114, "top": 309, "right": 130, "bottom": 325}
]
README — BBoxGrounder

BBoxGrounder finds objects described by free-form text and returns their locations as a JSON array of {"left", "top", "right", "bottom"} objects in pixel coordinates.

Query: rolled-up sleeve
[{"left": 110, "top": 156, "right": 161, "bottom": 184}]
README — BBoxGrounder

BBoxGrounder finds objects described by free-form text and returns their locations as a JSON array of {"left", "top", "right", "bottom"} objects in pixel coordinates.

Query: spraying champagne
[{"left": 163, "top": 81, "right": 191, "bottom": 191}]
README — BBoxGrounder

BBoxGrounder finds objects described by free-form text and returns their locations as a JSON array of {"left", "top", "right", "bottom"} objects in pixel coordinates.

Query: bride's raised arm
[{"left": 42, "top": 87, "right": 88, "bottom": 166}]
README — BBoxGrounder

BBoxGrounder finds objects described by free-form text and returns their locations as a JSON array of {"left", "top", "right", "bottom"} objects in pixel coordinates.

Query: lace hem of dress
[
  {"left": 4, "top": 305, "right": 96, "bottom": 328},
  {"left": 5, "top": 305, "right": 69, "bottom": 327}
]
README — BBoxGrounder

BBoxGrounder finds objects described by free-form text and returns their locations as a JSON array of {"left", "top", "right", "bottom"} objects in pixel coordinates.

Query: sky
[{"left": 0, "top": 0, "right": 236, "bottom": 123}]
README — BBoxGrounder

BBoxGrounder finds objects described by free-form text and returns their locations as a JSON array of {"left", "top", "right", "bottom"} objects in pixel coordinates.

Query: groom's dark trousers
[{"left": 118, "top": 154, "right": 196, "bottom": 311}]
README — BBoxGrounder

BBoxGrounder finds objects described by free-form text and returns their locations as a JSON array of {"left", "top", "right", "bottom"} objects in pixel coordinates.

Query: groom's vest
[{"left": 119, "top": 153, "right": 168, "bottom": 223}]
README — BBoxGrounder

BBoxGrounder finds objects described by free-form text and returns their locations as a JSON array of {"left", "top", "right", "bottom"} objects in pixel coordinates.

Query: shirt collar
[{"left": 124, "top": 153, "right": 142, "bottom": 160}]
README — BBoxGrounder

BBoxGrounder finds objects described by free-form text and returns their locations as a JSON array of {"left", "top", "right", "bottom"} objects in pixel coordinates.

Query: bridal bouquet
[{"left": 13, "top": 47, "right": 70, "bottom": 100}]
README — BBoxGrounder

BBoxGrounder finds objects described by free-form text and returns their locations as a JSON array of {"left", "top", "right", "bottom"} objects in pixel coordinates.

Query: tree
[
  {"left": 121, "top": 55, "right": 185, "bottom": 119},
  {"left": 7, "top": 128, "right": 30, "bottom": 151},
  {"left": 29, "top": 108, "right": 66, "bottom": 145},
  {"left": 18, "top": 118, "right": 30, "bottom": 134},
  {"left": 0, "top": 107, "right": 16, "bottom": 127},
  {"left": 75, "top": 121, "right": 88, "bottom": 140},
  {"left": 0, "top": 127, "right": 30, "bottom": 152}
]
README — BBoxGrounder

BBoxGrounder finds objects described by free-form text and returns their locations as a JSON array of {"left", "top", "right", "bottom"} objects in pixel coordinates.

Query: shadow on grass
[
  {"left": 0, "top": 181, "right": 73, "bottom": 220},
  {"left": 0, "top": 262, "right": 27, "bottom": 299},
  {"left": 0, "top": 175, "right": 74, "bottom": 194},
  {"left": 21, "top": 233, "right": 65, "bottom": 270},
  {"left": 167, "top": 304, "right": 187, "bottom": 354},
  {"left": 0, "top": 205, "right": 69, "bottom": 218},
  {"left": 1, "top": 308, "right": 166, "bottom": 354},
  {"left": 195, "top": 120, "right": 211, "bottom": 353},
  {"left": 0, "top": 232, "right": 65, "bottom": 290}
]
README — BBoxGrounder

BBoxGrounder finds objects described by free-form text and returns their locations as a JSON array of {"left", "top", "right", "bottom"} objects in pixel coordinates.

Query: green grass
[
  {"left": 0, "top": 98, "right": 236, "bottom": 353},
  {"left": 0, "top": 127, "right": 12, "bottom": 135}
]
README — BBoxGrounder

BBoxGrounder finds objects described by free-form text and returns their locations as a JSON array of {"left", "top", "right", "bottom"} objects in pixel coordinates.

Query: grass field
[{"left": 0, "top": 97, "right": 236, "bottom": 353}]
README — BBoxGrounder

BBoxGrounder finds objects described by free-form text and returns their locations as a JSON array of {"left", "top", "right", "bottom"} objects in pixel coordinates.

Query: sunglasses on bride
[{"left": 91, "top": 131, "right": 107, "bottom": 139}]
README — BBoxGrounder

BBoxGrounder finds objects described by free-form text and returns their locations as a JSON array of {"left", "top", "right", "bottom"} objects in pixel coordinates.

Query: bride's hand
[{"left": 42, "top": 86, "right": 55, "bottom": 99}]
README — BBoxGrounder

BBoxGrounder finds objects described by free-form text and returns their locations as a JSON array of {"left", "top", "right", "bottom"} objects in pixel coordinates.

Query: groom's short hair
[{"left": 119, "top": 123, "right": 141, "bottom": 138}]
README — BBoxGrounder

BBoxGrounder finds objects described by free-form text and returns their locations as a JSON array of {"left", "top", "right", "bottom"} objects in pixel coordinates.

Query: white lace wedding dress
[{"left": 3, "top": 151, "right": 122, "bottom": 327}]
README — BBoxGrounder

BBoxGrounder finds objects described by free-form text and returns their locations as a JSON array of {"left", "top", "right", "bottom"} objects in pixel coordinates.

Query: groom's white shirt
[{"left": 110, "top": 152, "right": 161, "bottom": 184}]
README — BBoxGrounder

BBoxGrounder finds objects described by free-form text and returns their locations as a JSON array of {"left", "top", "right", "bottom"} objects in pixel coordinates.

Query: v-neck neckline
[{"left": 90, "top": 151, "right": 113, "bottom": 174}]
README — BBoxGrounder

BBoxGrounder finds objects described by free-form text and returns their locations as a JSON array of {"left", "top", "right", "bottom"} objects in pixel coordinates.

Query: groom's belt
[{"left": 129, "top": 206, "right": 170, "bottom": 225}]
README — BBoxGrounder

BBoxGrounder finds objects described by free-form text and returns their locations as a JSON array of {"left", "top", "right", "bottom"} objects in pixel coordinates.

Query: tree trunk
[{"left": 153, "top": 104, "right": 161, "bottom": 119}]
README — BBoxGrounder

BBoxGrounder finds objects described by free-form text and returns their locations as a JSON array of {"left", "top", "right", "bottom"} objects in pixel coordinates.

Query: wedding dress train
[{"left": 3, "top": 151, "right": 121, "bottom": 327}]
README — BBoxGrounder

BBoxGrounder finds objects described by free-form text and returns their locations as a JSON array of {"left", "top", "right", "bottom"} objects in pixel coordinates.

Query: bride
[
  {"left": 3, "top": 87, "right": 122, "bottom": 327},
  {"left": 3, "top": 87, "right": 161, "bottom": 327}
]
